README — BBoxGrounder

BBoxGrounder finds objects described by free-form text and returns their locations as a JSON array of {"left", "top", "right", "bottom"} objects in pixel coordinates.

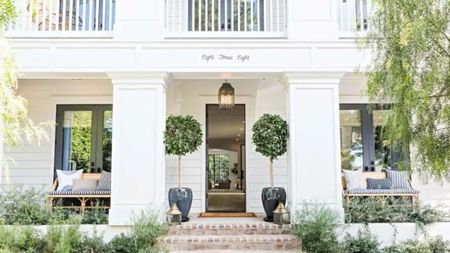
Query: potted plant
[
  {"left": 252, "top": 114, "right": 289, "bottom": 222},
  {"left": 164, "top": 115, "right": 202, "bottom": 222}
]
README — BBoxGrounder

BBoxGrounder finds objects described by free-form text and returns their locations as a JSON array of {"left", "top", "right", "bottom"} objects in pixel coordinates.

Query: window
[
  {"left": 54, "top": 105, "right": 112, "bottom": 173},
  {"left": 208, "top": 154, "right": 230, "bottom": 183},
  {"left": 340, "top": 104, "right": 404, "bottom": 171}
]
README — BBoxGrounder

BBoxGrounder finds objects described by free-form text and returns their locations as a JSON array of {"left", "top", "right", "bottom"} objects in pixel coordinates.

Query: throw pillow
[
  {"left": 72, "top": 179, "right": 98, "bottom": 191},
  {"left": 343, "top": 170, "right": 366, "bottom": 190},
  {"left": 385, "top": 169, "right": 411, "bottom": 189},
  {"left": 97, "top": 170, "right": 111, "bottom": 190},
  {"left": 56, "top": 170, "right": 83, "bottom": 191},
  {"left": 367, "top": 178, "right": 391, "bottom": 189}
]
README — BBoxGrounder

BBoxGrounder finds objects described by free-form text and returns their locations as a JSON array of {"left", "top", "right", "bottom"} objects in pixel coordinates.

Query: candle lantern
[
  {"left": 272, "top": 202, "right": 290, "bottom": 225},
  {"left": 167, "top": 203, "right": 182, "bottom": 224}
]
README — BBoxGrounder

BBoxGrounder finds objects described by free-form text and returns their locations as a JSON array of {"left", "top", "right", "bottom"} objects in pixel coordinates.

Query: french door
[
  {"left": 340, "top": 104, "right": 404, "bottom": 172},
  {"left": 54, "top": 105, "right": 112, "bottom": 173}
]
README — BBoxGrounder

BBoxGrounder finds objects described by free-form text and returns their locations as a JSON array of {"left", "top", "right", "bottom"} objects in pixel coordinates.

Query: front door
[
  {"left": 205, "top": 104, "right": 246, "bottom": 212},
  {"left": 54, "top": 105, "right": 112, "bottom": 173}
]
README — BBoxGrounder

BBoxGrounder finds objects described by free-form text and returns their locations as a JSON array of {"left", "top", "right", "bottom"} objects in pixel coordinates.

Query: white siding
[{"left": 2, "top": 79, "right": 113, "bottom": 189}]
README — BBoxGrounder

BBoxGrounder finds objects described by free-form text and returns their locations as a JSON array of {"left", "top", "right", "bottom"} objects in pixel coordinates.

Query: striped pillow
[
  {"left": 367, "top": 178, "right": 391, "bottom": 189},
  {"left": 343, "top": 170, "right": 367, "bottom": 190},
  {"left": 72, "top": 179, "right": 98, "bottom": 191},
  {"left": 385, "top": 169, "right": 411, "bottom": 189},
  {"left": 97, "top": 171, "right": 111, "bottom": 190}
]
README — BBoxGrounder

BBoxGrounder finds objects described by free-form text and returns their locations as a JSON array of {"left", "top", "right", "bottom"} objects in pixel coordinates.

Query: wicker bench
[
  {"left": 342, "top": 171, "right": 419, "bottom": 206},
  {"left": 47, "top": 173, "right": 110, "bottom": 214}
]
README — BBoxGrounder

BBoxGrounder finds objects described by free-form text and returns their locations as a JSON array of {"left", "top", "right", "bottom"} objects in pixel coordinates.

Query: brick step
[
  {"left": 171, "top": 251, "right": 299, "bottom": 253},
  {"left": 158, "top": 234, "right": 301, "bottom": 251},
  {"left": 167, "top": 222, "right": 292, "bottom": 235}
]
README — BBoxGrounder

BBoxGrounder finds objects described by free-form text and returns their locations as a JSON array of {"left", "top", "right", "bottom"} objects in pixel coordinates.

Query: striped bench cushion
[
  {"left": 48, "top": 190, "right": 111, "bottom": 196},
  {"left": 345, "top": 189, "right": 419, "bottom": 194}
]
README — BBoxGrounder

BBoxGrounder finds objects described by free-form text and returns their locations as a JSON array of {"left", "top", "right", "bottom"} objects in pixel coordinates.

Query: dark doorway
[{"left": 206, "top": 104, "right": 246, "bottom": 212}]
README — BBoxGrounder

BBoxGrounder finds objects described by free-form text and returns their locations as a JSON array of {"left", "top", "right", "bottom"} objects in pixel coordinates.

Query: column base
[
  {"left": 288, "top": 202, "right": 345, "bottom": 224},
  {"left": 109, "top": 203, "right": 165, "bottom": 226}
]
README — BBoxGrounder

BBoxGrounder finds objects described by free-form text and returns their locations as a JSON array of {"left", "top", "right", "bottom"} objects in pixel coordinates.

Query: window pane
[
  {"left": 102, "top": 110, "right": 113, "bottom": 172},
  {"left": 62, "top": 111, "right": 92, "bottom": 171},
  {"left": 373, "top": 110, "right": 391, "bottom": 169},
  {"left": 340, "top": 110, "right": 363, "bottom": 170}
]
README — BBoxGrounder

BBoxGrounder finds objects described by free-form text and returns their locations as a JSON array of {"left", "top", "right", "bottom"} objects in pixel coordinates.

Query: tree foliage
[
  {"left": 1, "top": 0, "right": 50, "bottom": 183},
  {"left": 366, "top": 0, "right": 450, "bottom": 178},
  {"left": 164, "top": 115, "right": 202, "bottom": 157},
  {"left": 252, "top": 114, "right": 289, "bottom": 161}
]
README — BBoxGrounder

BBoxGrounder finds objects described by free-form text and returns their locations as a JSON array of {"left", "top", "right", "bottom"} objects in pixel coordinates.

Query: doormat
[{"left": 198, "top": 212, "right": 257, "bottom": 218}]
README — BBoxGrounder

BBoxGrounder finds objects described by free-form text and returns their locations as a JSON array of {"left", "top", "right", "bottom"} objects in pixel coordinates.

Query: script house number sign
[{"left": 202, "top": 54, "right": 251, "bottom": 63}]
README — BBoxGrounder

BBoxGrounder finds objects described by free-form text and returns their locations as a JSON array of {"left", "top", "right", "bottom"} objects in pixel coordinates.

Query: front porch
[{"left": 6, "top": 70, "right": 345, "bottom": 225}]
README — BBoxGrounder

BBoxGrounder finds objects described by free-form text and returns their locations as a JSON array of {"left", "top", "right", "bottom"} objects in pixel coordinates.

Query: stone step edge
[
  {"left": 159, "top": 234, "right": 300, "bottom": 244},
  {"left": 169, "top": 223, "right": 292, "bottom": 230}
]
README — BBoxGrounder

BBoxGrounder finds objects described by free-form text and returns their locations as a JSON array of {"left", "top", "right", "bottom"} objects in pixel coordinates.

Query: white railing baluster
[
  {"left": 276, "top": 0, "right": 280, "bottom": 32},
  {"left": 231, "top": 0, "right": 234, "bottom": 31},
  {"left": 237, "top": 0, "right": 240, "bottom": 31},
  {"left": 108, "top": 0, "right": 113, "bottom": 30},
  {"left": 244, "top": 0, "right": 247, "bottom": 31},
  {"left": 212, "top": 0, "right": 215, "bottom": 31},
  {"left": 256, "top": 0, "right": 260, "bottom": 31},
  {"left": 191, "top": 0, "right": 195, "bottom": 31},
  {"left": 171, "top": 0, "right": 175, "bottom": 32},
  {"left": 206, "top": 0, "right": 208, "bottom": 31},
  {"left": 69, "top": 0, "right": 73, "bottom": 31},
  {"left": 198, "top": 0, "right": 201, "bottom": 31},
  {"left": 269, "top": 0, "right": 272, "bottom": 32},
  {"left": 179, "top": 0, "right": 183, "bottom": 32},
  {"left": 90, "top": 0, "right": 94, "bottom": 30},
  {"left": 75, "top": 0, "right": 79, "bottom": 31},
  {"left": 224, "top": 0, "right": 227, "bottom": 31},
  {"left": 42, "top": 0, "right": 47, "bottom": 31},
  {"left": 82, "top": 0, "right": 87, "bottom": 31},
  {"left": 102, "top": 0, "right": 106, "bottom": 31},
  {"left": 218, "top": 0, "right": 221, "bottom": 31},
  {"left": 49, "top": 0, "right": 53, "bottom": 31},
  {"left": 250, "top": 0, "right": 253, "bottom": 31},
  {"left": 95, "top": 0, "right": 100, "bottom": 30},
  {"left": 62, "top": 0, "right": 66, "bottom": 31}
]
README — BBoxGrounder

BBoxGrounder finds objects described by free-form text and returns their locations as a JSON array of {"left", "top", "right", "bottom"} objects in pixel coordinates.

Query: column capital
[
  {"left": 282, "top": 71, "right": 346, "bottom": 86},
  {"left": 107, "top": 71, "right": 170, "bottom": 87}
]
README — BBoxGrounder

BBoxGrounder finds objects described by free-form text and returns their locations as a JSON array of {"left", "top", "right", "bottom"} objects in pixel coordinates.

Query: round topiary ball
[
  {"left": 164, "top": 115, "right": 203, "bottom": 156},
  {"left": 252, "top": 114, "right": 289, "bottom": 160}
]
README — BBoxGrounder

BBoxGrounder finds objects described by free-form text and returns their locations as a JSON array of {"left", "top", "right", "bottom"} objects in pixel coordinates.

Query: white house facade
[{"left": 2, "top": 0, "right": 450, "bottom": 225}]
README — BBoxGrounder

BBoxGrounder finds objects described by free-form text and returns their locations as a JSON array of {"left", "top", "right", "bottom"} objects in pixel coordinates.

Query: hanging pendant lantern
[{"left": 218, "top": 81, "right": 235, "bottom": 109}]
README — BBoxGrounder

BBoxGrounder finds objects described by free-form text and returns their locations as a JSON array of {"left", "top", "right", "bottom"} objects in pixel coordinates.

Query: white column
[
  {"left": 285, "top": 72, "right": 344, "bottom": 219},
  {"left": 108, "top": 72, "right": 168, "bottom": 225}
]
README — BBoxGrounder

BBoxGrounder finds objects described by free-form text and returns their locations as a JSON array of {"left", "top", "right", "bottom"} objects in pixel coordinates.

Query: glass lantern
[
  {"left": 218, "top": 81, "right": 235, "bottom": 109},
  {"left": 167, "top": 203, "right": 182, "bottom": 224},
  {"left": 272, "top": 202, "right": 290, "bottom": 225}
]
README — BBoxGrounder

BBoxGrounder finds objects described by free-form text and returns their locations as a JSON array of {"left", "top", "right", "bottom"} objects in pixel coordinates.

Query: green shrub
[
  {"left": 291, "top": 204, "right": 342, "bottom": 253},
  {"left": 80, "top": 207, "right": 109, "bottom": 225},
  {"left": 107, "top": 209, "right": 168, "bottom": 253},
  {"left": 0, "top": 226, "right": 44, "bottom": 253},
  {"left": 107, "top": 234, "right": 138, "bottom": 253},
  {"left": 383, "top": 236, "right": 450, "bottom": 253},
  {"left": 0, "top": 186, "right": 54, "bottom": 225},
  {"left": 342, "top": 229, "right": 382, "bottom": 253},
  {"left": 345, "top": 198, "right": 444, "bottom": 225},
  {"left": 43, "top": 225, "right": 83, "bottom": 253}
]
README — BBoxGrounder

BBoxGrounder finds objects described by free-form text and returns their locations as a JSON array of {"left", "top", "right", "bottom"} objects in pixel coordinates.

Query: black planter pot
[
  {"left": 168, "top": 187, "right": 193, "bottom": 222},
  {"left": 261, "top": 187, "right": 287, "bottom": 222}
]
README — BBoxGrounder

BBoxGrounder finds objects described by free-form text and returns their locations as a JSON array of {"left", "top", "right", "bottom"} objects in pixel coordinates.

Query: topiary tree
[
  {"left": 252, "top": 114, "right": 289, "bottom": 188},
  {"left": 164, "top": 115, "right": 202, "bottom": 188}
]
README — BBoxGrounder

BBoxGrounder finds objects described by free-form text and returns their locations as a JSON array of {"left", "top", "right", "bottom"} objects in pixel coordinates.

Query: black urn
[
  {"left": 168, "top": 187, "right": 193, "bottom": 222},
  {"left": 261, "top": 187, "right": 287, "bottom": 222}
]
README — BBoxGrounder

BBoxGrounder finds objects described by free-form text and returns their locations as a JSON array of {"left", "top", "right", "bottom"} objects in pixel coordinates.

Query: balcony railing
[
  {"left": 7, "top": 0, "right": 116, "bottom": 37},
  {"left": 165, "top": 0, "right": 287, "bottom": 38},
  {"left": 338, "top": 0, "right": 372, "bottom": 37}
]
